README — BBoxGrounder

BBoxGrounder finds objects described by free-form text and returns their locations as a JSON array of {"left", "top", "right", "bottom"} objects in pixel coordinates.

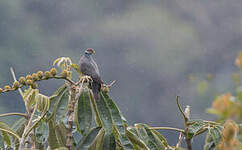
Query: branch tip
[{"left": 176, "top": 96, "right": 187, "bottom": 121}]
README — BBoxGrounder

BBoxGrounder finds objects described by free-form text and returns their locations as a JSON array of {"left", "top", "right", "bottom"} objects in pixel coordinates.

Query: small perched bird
[{"left": 78, "top": 48, "right": 103, "bottom": 100}]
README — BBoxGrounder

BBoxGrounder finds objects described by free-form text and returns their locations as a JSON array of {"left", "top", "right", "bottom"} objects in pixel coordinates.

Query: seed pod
[
  {"left": 19, "top": 76, "right": 26, "bottom": 85},
  {"left": 32, "top": 73, "right": 38, "bottom": 81},
  {"left": 4, "top": 85, "right": 11, "bottom": 91},
  {"left": 12, "top": 81, "right": 20, "bottom": 89},
  {"left": 50, "top": 68, "right": 57, "bottom": 76},
  {"left": 0, "top": 88, "right": 3, "bottom": 93},
  {"left": 26, "top": 75, "right": 33, "bottom": 80},
  {"left": 26, "top": 80, "right": 33, "bottom": 86},
  {"left": 44, "top": 71, "right": 52, "bottom": 79},
  {"left": 31, "top": 83, "right": 38, "bottom": 89},
  {"left": 61, "top": 70, "right": 68, "bottom": 78},
  {"left": 37, "top": 71, "right": 43, "bottom": 79}
]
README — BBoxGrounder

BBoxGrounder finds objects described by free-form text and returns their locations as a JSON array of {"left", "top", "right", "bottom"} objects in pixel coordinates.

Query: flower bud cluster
[{"left": 0, "top": 67, "right": 69, "bottom": 94}]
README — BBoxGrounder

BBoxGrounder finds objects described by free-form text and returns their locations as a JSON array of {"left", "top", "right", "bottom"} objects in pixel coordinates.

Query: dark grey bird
[{"left": 79, "top": 48, "right": 103, "bottom": 100}]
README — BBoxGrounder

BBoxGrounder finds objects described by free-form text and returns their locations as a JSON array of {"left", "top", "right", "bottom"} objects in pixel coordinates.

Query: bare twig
[
  {"left": 51, "top": 76, "right": 75, "bottom": 85},
  {"left": 106, "top": 80, "right": 116, "bottom": 88},
  {"left": 75, "top": 75, "right": 93, "bottom": 86},
  {"left": 176, "top": 96, "right": 188, "bottom": 122},
  {"left": 10, "top": 67, "right": 32, "bottom": 116},
  {"left": 176, "top": 132, "right": 184, "bottom": 148},
  {"left": 10, "top": 67, "right": 23, "bottom": 97}
]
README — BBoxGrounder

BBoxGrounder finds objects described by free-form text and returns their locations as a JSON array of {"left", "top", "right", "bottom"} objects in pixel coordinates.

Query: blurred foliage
[
  {"left": 190, "top": 52, "right": 242, "bottom": 149},
  {"left": 0, "top": 56, "right": 241, "bottom": 149}
]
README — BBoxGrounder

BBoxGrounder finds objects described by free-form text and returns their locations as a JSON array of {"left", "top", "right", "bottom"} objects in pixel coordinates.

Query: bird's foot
[{"left": 80, "top": 75, "right": 93, "bottom": 83}]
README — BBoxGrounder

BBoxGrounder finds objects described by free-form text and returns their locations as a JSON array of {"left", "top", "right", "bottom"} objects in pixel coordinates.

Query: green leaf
[
  {"left": 204, "top": 126, "right": 222, "bottom": 150},
  {"left": 48, "top": 119, "right": 61, "bottom": 149},
  {"left": 1, "top": 131, "right": 11, "bottom": 147},
  {"left": 88, "top": 128, "right": 105, "bottom": 150},
  {"left": 23, "top": 87, "right": 33, "bottom": 100},
  {"left": 12, "top": 117, "right": 26, "bottom": 132},
  {"left": 12, "top": 117, "right": 26, "bottom": 149},
  {"left": 55, "top": 121, "right": 67, "bottom": 147},
  {"left": 91, "top": 92, "right": 117, "bottom": 150},
  {"left": 74, "top": 87, "right": 92, "bottom": 135},
  {"left": 48, "top": 85, "right": 68, "bottom": 121},
  {"left": 37, "top": 93, "right": 50, "bottom": 113},
  {"left": 126, "top": 127, "right": 149, "bottom": 150},
  {"left": 35, "top": 119, "right": 48, "bottom": 146},
  {"left": 24, "top": 104, "right": 49, "bottom": 138},
  {"left": 91, "top": 91, "right": 113, "bottom": 134},
  {"left": 102, "top": 133, "right": 116, "bottom": 150},
  {"left": 55, "top": 90, "right": 69, "bottom": 121},
  {"left": 88, "top": 90, "right": 102, "bottom": 126},
  {"left": 76, "top": 127, "right": 102, "bottom": 150},
  {"left": 187, "top": 120, "right": 204, "bottom": 139},
  {"left": 48, "top": 85, "right": 67, "bottom": 112},
  {"left": 150, "top": 129, "right": 168, "bottom": 147},
  {"left": 0, "top": 121, "right": 20, "bottom": 141},
  {"left": 102, "top": 92, "right": 134, "bottom": 149},
  {"left": 2, "top": 131, "right": 11, "bottom": 147},
  {"left": 142, "top": 124, "right": 166, "bottom": 149},
  {"left": 27, "top": 89, "right": 38, "bottom": 108},
  {"left": 209, "top": 126, "right": 222, "bottom": 145},
  {"left": 135, "top": 124, "right": 159, "bottom": 150},
  {"left": 53, "top": 57, "right": 63, "bottom": 66}
]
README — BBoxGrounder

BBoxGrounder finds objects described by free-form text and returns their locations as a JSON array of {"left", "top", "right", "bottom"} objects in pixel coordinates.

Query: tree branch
[{"left": 176, "top": 96, "right": 188, "bottom": 122}]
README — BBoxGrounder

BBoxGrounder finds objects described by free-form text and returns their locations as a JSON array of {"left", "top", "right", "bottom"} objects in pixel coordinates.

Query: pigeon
[{"left": 78, "top": 48, "right": 103, "bottom": 100}]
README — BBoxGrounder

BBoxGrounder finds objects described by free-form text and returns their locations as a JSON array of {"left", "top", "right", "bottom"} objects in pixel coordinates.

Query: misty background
[{"left": 0, "top": 0, "right": 242, "bottom": 149}]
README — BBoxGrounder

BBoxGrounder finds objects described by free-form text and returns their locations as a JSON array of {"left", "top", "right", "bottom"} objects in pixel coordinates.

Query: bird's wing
[{"left": 79, "top": 58, "right": 102, "bottom": 83}]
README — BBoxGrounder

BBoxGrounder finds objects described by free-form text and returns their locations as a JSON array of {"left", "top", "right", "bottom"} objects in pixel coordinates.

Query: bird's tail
[{"left": 92, "top": 80, "right": 101, "bottom": 100}]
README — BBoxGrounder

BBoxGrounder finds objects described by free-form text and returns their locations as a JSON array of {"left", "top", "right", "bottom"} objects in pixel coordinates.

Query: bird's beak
[{"left": 92, "top": 50, "right": 96, "bottom": 54}]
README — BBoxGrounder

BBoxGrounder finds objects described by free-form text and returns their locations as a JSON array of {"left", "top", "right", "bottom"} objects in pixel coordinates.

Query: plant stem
[
  {"left": 18, "top": 104, "right": 37, "bottom": 150},
  {"left": 66, "top": 82, "right": 76, "bottom": 150},
  {"left": 0, "top": 112, "right": 27, "bottom": 118},
  {"left": 51, "top": 76, "right": 75, "bottom": 85},
  {"left": 149, "top": 127, "right": 185, "bottom": 133},
  {"left": 186, "top": 138, "right": 192, "bottom": 150},
  {"left": 176, "top": 132, "right": 184, "bottom": 148},
  {"left": 176, "top": 96, "right": 192, "bottom": 150},
  {"left": 176, "top": 96, "right": 188, "bottom": 122}
]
